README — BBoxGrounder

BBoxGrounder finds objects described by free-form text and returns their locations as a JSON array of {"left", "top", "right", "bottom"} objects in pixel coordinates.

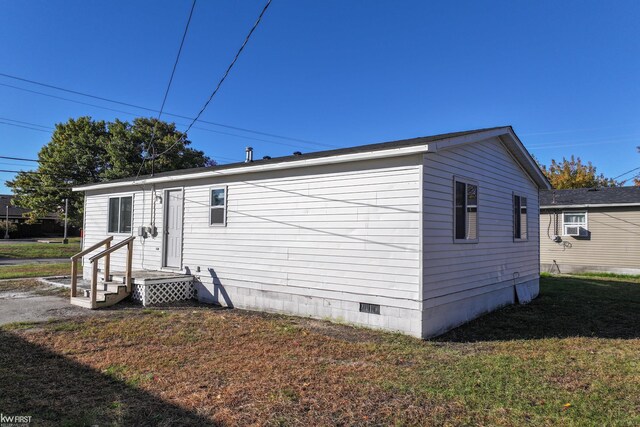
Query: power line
[
  {"left": 0, "top": 169, "right": 40, "bottom": 174},
  {"left": 0, "top": 117, "right": 52, "bottom": 130},
  {"left": 137, "top": 0, "right": 197, "bottom": 179},
  {"left": 0, "top": 83, "right": 321, "bottom": 149},
  {"left": 184, "top": 0, "right": 272, "bottom": 135},
  {"left": 0, "top": 156, "right": 38, "bottom": 162},
  {"left": 159, "top": 0, "right": 196, "bottom": 120},
  {"left": 612, "top": 166, "right": 640, "bottom": 181},
  {"left": 156, "top": 0, "right": 273, "bottom": 159},
  {"left": 0, "top": 120, "right": 51, "bottom": 133},
  {"left": 0, "top": 75, "right": 332, "bottom": 148}
]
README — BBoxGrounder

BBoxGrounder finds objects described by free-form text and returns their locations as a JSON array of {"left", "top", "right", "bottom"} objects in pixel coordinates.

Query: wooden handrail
[
  {"left": 88, "top": 236, "right": 135, "bottom": 262},
  {"left": 70, "top": 236, "right": 113, "bottom": 261},
  {"left": 70, "top": 236, "right": 114, "bottom": 299},
  {"left": 88, "top": 236, "right": 136, "bottom": 308}
]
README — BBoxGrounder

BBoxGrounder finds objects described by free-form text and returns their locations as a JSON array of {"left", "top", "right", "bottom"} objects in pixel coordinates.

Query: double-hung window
[
  {"left": 210, "top": 187, "right": 227, "bottom": 226},
  {"left": 108, "top": 196, "right": 133, "bottom": 233},
  {"left": 513, "top": 194, "right": 528, "bottom": 240},
  {"left": 454, "top": 179, "right": 478, "bottom": 242}
]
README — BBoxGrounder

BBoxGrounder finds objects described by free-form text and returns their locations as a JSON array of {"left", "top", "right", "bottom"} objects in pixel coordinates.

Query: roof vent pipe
[{"left": 245, "top": 147, "right": 253, "bottom": 163}]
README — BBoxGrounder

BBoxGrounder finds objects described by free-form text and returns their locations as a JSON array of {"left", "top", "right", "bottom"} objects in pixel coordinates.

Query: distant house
[
  {"left": 0, "top": 194, "right": 68, "bottom": 238},
  {"left": 540, "top": 187, "right": 640, "bottom": 274},
  {"left": 72, "top": 126, "right": 550, "bottom": 338}
]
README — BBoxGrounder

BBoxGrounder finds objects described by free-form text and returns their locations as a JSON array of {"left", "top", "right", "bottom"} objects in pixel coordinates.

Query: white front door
[{"left": 163, "top": 190, "right": 183, "bottom": 268}]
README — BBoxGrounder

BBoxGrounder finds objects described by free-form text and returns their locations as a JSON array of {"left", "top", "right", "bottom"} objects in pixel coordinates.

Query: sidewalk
[{"left": 0, "top": 258, "right": 69, "bottom": 265}]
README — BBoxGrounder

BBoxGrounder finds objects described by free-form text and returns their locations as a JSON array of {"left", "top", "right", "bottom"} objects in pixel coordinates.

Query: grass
[
  {"left": 0, "top": 263, "right": 70, "bottom": 280},
  {"left": 0, "top": 278, "right": 69, "bottom": 297},
  {"left": 570, "top": 271, "right": 640, "bottom": 281},
  {"left": 0, "top": 241, "right": 80, "bottom": 259},
  {"left": 0, "top": 276, "right": 638, "bottom": 426}
]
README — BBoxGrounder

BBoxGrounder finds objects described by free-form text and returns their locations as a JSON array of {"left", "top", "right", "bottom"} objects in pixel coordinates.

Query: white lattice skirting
[{"left": 132, "top": 280, "right": 195, "bottom": 306}]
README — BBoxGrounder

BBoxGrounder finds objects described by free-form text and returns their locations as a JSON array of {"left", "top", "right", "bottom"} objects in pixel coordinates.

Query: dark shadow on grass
[
  {"left": 0, "top": 330, "right": 219, "bottom": 426},
  {"left": 435, "top": 276, "right": 640, "bottom": 342}
]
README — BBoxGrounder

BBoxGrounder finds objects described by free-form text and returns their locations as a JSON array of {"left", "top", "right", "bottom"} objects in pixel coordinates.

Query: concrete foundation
[
  {"left": 421, "top": 279, "right": 540, "bottom": 338},
  {"left": 194, "top": 281, "right": 423, "bottom": 337},
  {"left": 541, "top": 263, "right": 640, "bottom": 275}
]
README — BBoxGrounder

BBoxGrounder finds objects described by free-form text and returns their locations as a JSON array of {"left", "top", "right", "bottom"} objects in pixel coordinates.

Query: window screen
[
  {"left": 210, "top": 188, "right": 226, "bottom": 225},
  {"left": 514, "top": 195, "right": 527, "bottom": 240},
  {"left": 108, "top": 196, "right": 133, "bottom": 233},
  {"left": 455, "top": 180, "right": 478, "bottom": 241}
]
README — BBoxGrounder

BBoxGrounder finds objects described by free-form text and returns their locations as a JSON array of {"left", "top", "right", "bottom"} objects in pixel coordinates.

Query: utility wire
[
  {"left": 0, "top": 169, "right": 40, "bottom": 174},
  {"left": 0, "top": 117, "right": 53, "bottom": 130},
  {"left": 136, "top": 0, "right": 197, "bottom": 180},
  {"left": 0, "top": 82, "right": 325, "bottom": 149},
  {"left": 185, "top": 0, "right": 271, "bottom": 135},
  {"left": 0, "top": 72, "right": 331, "bottom": 148},
  {"left": 612, "top": 166, "right": 640, "bottom": 181},
  {"left": 0, "top": 120, "right": 51, "bottom": 133},
  {"left": 156, "top": 0, "right": 273, "bottom": 159},
  {"left": 0, "top": 156, "right": 38, "bottom": 162}
]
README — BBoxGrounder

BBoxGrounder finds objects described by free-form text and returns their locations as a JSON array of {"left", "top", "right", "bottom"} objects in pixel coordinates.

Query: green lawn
[
  {"left": 0, "top": 262, "right": 70, "bottom": 279},
  {"left": 0, "top": 241, "right": 81, "bottom": 259},
  {"left": 0, "top": 275, "right": 638, "bottom": 426}
]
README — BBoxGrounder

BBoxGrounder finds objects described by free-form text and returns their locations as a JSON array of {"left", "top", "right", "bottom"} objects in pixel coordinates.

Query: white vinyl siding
[
  {"left": 181, "top": 157, "right": 422, "bottom": 311},
  {"left": 83, "top": 190, "right": 161, "bottom": 278},
  {"left": 82, "top": 157, "right": 423, "bottom": 319},
  {"left": 422, "top": 137, "right": 540, "bottom": 304}
]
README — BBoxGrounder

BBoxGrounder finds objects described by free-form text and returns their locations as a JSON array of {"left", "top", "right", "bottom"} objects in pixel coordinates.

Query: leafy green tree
[
  {"left": 538, "top": 156, "right": 620, "bottom": 189},
  {"left": 7, "top": 116, "right": 211, "bottom": 226}
]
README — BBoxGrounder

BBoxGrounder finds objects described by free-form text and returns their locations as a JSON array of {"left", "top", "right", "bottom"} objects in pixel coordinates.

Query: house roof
[
  {"left": 74, "top": 126, "right": 551, "bottom": 191},
  {"left": 540, "top": 187, "right": 640, "bottom": 208},
  {"left": 0, "top": 194, "right": 58, "bottom": 220}
]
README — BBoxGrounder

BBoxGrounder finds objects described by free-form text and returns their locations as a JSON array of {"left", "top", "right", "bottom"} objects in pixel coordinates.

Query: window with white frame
[
  {"left": 108, "top": 196, "right": 133, "bottom": 233},
  {"left": 454, "top": 179, "right": 478, "bottom": 241},
  {"left": 563, "top": 211, "right": 587, "bottom": 235},
  {"left": 210, "top": 187, "right": 226, "bottom": 226},
  {"left": 513, "top": 194, "right": 528, "bottom": 240}
]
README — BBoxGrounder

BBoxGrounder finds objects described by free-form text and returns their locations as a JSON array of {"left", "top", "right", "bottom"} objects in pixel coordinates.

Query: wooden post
[
  {"left": 91, "top": 261, "right": 98, "bottom": 309},
  {"left": 71, "top": 258, "right": 78, "bottom": 298},
  {"left": 125, "top": 240, "right": 133, "bottom": 293},
  {"left": 104, "top": 240, "right": 111, "bottom": 283}
]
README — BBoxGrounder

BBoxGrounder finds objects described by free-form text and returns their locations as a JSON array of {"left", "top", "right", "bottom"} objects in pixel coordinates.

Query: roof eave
[
  {"left": 73, "top": 143, "right": 433, "bottom": 192},
  {"left": 541, "top": 203, "right": 640, "bottom": 209}
]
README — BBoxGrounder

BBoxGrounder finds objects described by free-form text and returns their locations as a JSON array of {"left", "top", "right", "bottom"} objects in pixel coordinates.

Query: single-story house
[
  {"left": 540, "top": 186, "right": 640, "bottom": 274},
  {"left": 0, "top": 194, "right": 72, "bottom": 238},
  {"left": 72, "top": 126, "right": 550, "bottom": 338}
]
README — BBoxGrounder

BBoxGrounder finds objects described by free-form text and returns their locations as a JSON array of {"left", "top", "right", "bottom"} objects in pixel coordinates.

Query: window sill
[{"left": 453, "top": 238, "right": 478, "bottom": 244}]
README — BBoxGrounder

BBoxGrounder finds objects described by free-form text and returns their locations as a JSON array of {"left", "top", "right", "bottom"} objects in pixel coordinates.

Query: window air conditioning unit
[{"left": 566, "top": 226, "right": 587, "bottom": 237}]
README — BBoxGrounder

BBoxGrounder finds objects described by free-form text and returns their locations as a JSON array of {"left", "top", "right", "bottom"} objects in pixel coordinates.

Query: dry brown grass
[{"left": 1, "top": 276, "right": 639, "bottom": 426}]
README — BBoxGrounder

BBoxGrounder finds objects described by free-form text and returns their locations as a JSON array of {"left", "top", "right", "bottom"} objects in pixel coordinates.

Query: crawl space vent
[{"left": 359, "top": 303, "right": 381, "bottom": 315}]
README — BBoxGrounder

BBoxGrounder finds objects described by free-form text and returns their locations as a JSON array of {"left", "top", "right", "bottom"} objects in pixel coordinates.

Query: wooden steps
[{"left": 70, "top": 281, "right": 130, "bottom": 309}]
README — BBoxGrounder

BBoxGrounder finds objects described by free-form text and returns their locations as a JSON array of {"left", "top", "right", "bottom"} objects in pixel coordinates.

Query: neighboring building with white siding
[
  {"left": 540, "top": 187, "right": 640, "bottom": 274},
  {"left": 74, "top": 126, "right": 550, "bottom": 338}
]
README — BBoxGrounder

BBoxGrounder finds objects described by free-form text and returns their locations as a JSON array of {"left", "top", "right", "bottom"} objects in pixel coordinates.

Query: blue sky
[{"left": 1, "top": 0, "right": 639, "bottom": 193}]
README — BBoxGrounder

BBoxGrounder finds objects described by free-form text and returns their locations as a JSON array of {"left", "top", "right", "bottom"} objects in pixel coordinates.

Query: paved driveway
[{"left": 0, "top": 289, "right": 87, "bottom": 325}]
